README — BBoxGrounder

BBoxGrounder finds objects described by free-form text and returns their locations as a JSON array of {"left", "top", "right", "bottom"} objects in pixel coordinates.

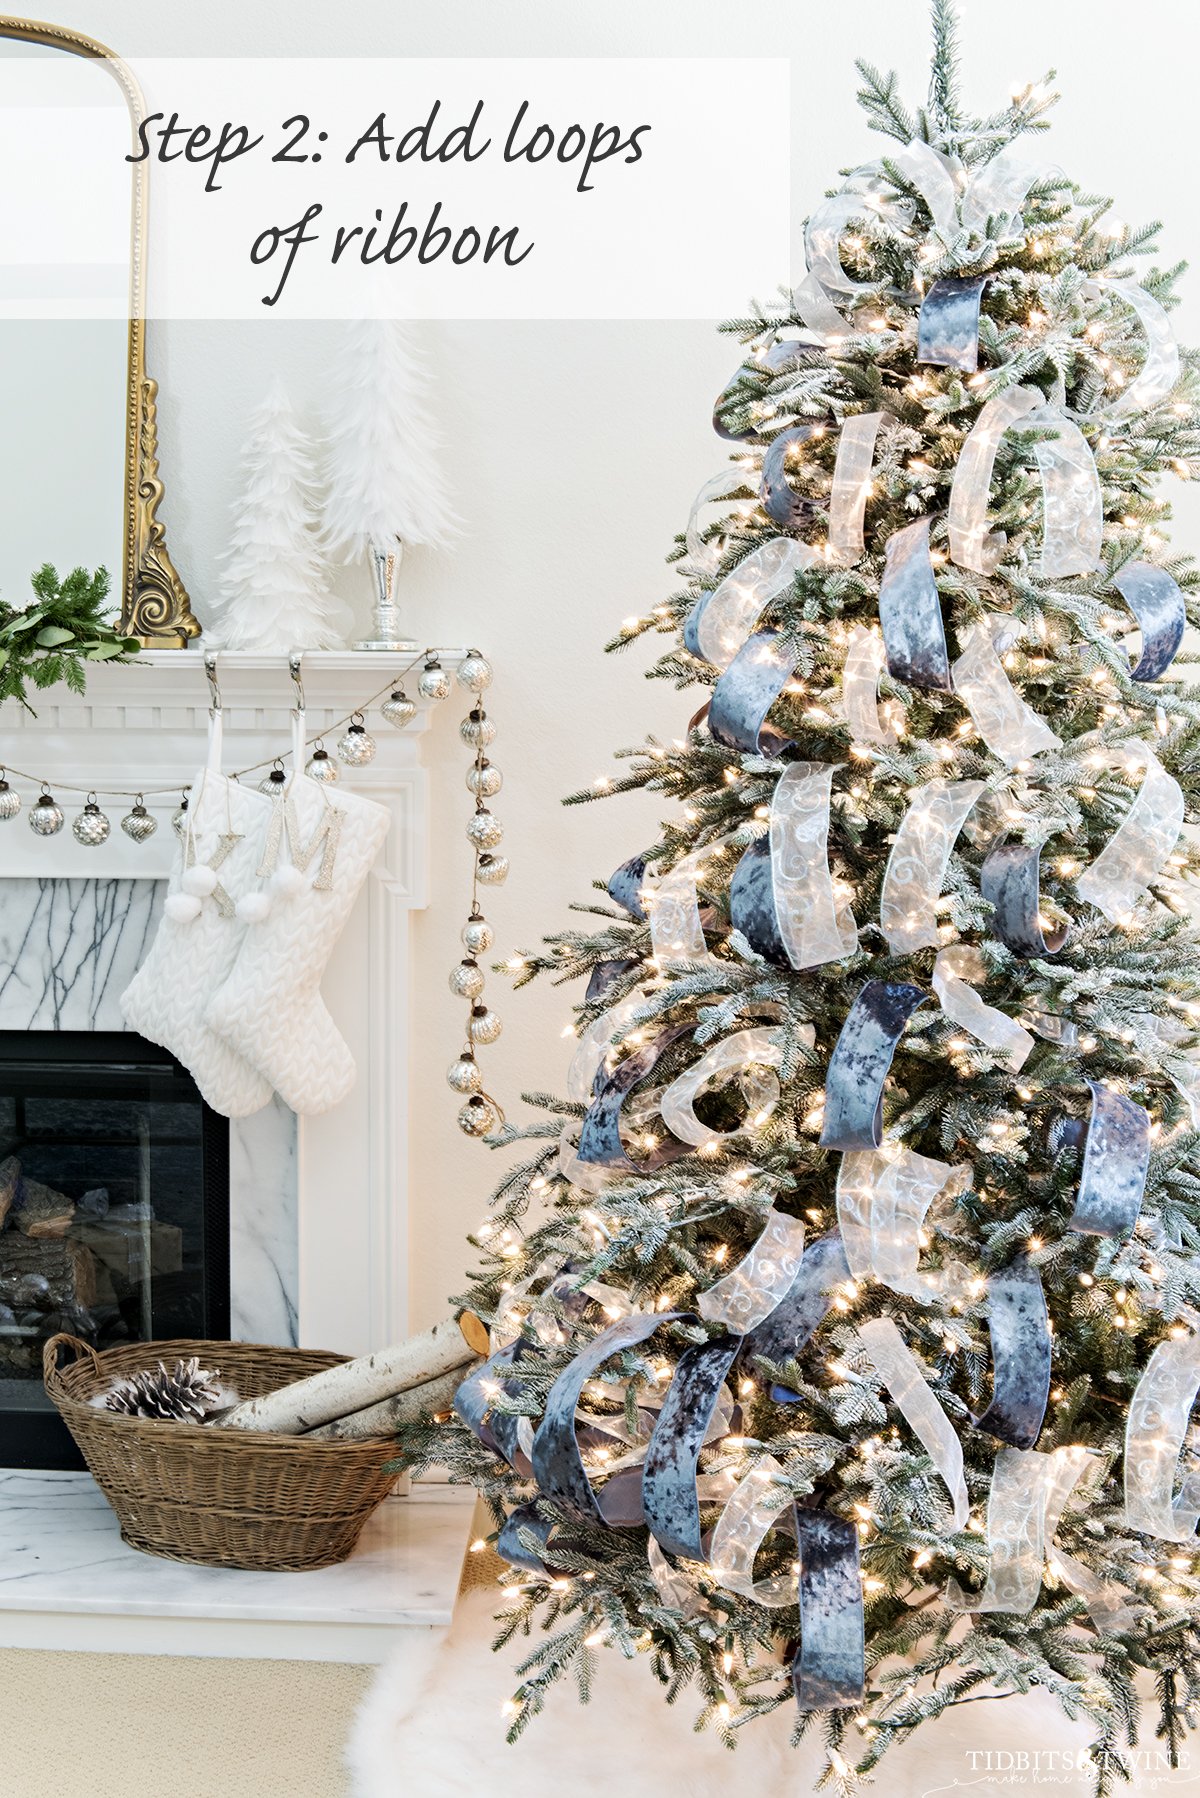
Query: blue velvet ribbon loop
[
  {"left": 794, "top": 1510, "right": 866, "bottom": 1711},
  {"left": 761, "top": 423, "right": 825, "bottom": 527},
  {"left": 607, "top": 854, "right": 650, "bottom": 922},
  {"left": 972, "top": 1256, "right": 1052, "bottom": 1450},
  {"left": 742, "top": 1232, "right": 851, "bottom": 1397},
  {"left": 642, "top": 1335, "right": 741, "bottom": 1559},
  {"left": 1111, "top": 561, "right": 1187, "bottom": 684},
  {"left": 709, "top": 629, "right": 796, "bottom": 757},
  {"left": 530, "top": 1311, "right": 684, "bottom": 1524},
  {"left": 576, "top": 1025, "right": 693, "bottom": 1172},
  {"left": 729, "top": 836, "right": 790, "bottom": 966},
  {"left": 819, "top": 980, "right": 930, "bottom": 1151},
  {"left": 917, "top": 274, "right": 992, "bottom": 372},
  {"left": 878, "top": 516, "right": 954, "bottom": 691},
  {"left": 1059, "top": 1079, "right": 1151, "bottom": 1241},
  {"left": 980, "top": 840, "right": 1069, "bottom": 957}
]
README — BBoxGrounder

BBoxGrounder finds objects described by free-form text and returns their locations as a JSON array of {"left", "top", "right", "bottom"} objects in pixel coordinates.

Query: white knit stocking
[
  {"left": 121, "top": 715, "right": 275, "bottom": 1118},
  {"left": 205, "top": 731, "right": 390, "bottom": 1116}
]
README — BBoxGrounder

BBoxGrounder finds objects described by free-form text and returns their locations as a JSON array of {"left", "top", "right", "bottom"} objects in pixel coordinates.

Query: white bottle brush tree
[
  {"left": 322, "top": 319, "right": 457, "bottom": 581},
  {"left": 210, "top": 379, "right": 347, "bottom": 652}
]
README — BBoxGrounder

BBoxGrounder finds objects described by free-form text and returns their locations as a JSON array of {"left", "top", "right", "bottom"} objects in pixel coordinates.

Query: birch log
[
  {"left": 303, "top": 1364, "right": 473, "bottom": 1441},
  {"left": 210, "top": 1317, "right": 475, "bottom": 1435}
]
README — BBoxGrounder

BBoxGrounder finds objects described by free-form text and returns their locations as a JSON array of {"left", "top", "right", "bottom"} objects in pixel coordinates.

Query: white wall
[{"left": 26, "top": 0, "right": 1200, "bottom": 1329}]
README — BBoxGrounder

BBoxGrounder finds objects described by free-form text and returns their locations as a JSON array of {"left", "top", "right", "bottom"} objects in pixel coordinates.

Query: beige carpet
[{"left": 0, "top": 1647, "right": 373, "bottom": 1798}]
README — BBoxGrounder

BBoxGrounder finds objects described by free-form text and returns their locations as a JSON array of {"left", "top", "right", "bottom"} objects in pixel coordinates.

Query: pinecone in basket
[{"left": 105, "top": 1356, "right": 222, "bottom": 1422}]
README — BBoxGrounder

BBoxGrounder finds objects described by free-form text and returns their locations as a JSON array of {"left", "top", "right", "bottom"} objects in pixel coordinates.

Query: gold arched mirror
[{"left": 0, "top": 15, "right": 196, "bottom": 644}]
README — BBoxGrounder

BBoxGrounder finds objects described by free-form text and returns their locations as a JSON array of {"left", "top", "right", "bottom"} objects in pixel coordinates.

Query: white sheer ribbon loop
[
  {"left": 1084, "top": 278, "right": 1181, "bottom": 422},
  {"left": 659, "top": 1027, "right": 785, "bottom": 1150},
  {"left": 708, "top": 1453, "right": 797, "bottom": 1608},
  {"left": 829, "top": 412, "right": 895, "bottom": 565},
  {"left": 683, "top": 470, "right": 751, "bottom": 578},
  {"left": 952, "top": 616, "right": 1061, "bottom": 766},
  {"left": 858, "top": 1317, "right": 968, "bottom": 1527},
  {"left": 697, "top": 1206, "right": 807, "bottom": 1333},
  {"left": 880, "top": 777, "right": 986, "bottom": 955},
  {"left": 949, "top": 386, "right": 1043, "bottom": 574},
  {"left": 842, "top": 625, "right": 902, "bottom": 747},
  {"left": 1125, "top": 1331, "right": 1200, "bottom": 1542},
  {"left": 770, "top": 762, "right": 858, "bottom": 968},
  {"left": 933, "top": 945, "right": 1034, "bottom": 1069},
  {"left": 1075, "top": 745, "right": 1184, "bottom": 923},
  {"left": 697, "top": 538, "right": 818, "bottom": 671},
  {"left": 836, "top": 1146, "right": 968, "bottom": 1299}
]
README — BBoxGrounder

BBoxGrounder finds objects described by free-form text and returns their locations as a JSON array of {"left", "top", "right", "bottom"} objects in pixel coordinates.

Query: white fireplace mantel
[
  {"left": 0, "top": 649, "right": 475, "bottom": 1657},
  {"left": 0, "top": 647, "right": 462, "bottom": 1356}
]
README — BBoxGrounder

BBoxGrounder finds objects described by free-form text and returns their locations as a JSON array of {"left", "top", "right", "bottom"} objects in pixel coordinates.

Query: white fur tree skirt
[{"left": 346, "top": 1585, "right": 1121, "bottom": 1798}]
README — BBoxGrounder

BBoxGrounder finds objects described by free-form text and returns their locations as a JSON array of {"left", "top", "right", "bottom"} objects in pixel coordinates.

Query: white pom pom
[
  {"left": 269, "top": 864, "right": 306, "bottom": 900},
  {"left": 236, "top": 891, "right": 272, "bottom": 924},
  {"left": 182, "top": 863, "right": 219, "bottom": 898},
  {"left": 164, "top": 892, "right": 202, "bottom": 924}
]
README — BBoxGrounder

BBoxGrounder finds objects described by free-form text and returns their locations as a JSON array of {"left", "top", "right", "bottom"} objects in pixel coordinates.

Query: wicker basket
[{"left": 44, "top": 1334, "right": 400, "bottom": 1572}]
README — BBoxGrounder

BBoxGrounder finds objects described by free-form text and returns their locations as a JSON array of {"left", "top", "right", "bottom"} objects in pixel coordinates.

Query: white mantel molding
[{"left": 0, "top": 648, "right": 471, "bottom": 1357}]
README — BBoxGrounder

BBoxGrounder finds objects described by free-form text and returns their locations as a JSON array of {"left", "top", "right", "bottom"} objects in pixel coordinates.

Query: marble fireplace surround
[{"left": 0, "top": 650, "right": 473, "bottom": 1657}]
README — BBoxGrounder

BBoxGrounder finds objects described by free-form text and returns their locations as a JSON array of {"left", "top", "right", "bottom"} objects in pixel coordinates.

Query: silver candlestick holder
[{"left": 355, "top": 542, "right": 419, "bottom": 652}]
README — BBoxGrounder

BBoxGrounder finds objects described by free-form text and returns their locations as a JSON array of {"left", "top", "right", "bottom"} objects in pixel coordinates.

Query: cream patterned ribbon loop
[
  {"left": 685, "top": 537, "right": 818, "bottom": 670},
  {"left": 770, "top": 761, "right": 858, "bottom": 968},
  {"left": 829, "top": 411, "right": 895, "bottom": 564},
  {"left": 949, "top": 386, "right": 1103, "bottom": 579},
  {"left": 952, "top": 615, "right": 1061, "bottom": 766},
  {"left": 1125, "top": 1331, "right": 1200, "bottom": 1542},
  {"left": 647, "top": 839, "right": 734, "bottom": 965},
  {"left": 933, "top": 945, "right": 1035, "bottom": 1068},
  {"left": 949, "top": 1445, "right": 1128, "bottom": 1621},
  {"left": 857, "top": 1316, "right": 969, "bottom": 1527},
  {"left": 1083, "top": 278, "right": 1180, "bottom": 422},
  {"left": 659, "top": 1027, "right": 786, "bottom": 1149},
  {"left": 1075, "top": 745, "right": 1184, "bottom": 923},
  {"left": 842, "top": 624, "right": 902, "bottom": 747},
  {"left": 836, "top": 1145, "right": 968, "bottom": 1299},
  {"left": 708, "top": 1453, "right": 798, "bottom": 1607},
  {"left": 881, "top": 777, "right": 986, "bottom": 955},
  {"left": 697, "top": 1206, "right": 807, "bottom": 1333}
]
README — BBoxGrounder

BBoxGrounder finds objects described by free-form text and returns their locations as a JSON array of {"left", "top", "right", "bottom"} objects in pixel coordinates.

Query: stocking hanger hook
[
  {"left": 203, "top": 650, "right": 222, "bottom": 713},
  {"left": 289, "top": 651, "right": 306, "bottom": 714}
]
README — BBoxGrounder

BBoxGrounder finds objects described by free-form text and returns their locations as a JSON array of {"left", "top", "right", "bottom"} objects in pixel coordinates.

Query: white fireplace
[{"left": 0, "top": 649, "right": 473, "bottom": 1659}]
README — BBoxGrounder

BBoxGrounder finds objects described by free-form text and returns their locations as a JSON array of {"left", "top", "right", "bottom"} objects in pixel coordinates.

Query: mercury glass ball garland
[
  {"left": 418, "top": 657, "right": 452, "bottom": 702},
  {"left": 29, "top": 789, "right": 64, "bottom": 836},
  {"left": 381, "top": 688, "right": 417, "bottom": 729},
  {"left": 72, "top": 796, "right": 111, "bottom": 847},
  {"left": 305, "top": 743, "right": 339, "bottom": 784},
  {"left": 338, "top": 715, "right": 377, "bottom": 766},
  {"left": 121, "top": 798, "right": 157, "bottom": 843}
]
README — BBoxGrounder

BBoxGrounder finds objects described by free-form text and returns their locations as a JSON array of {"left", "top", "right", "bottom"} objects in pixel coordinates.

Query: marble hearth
[{"left": 0, "top": 649, "right": 473, "bottom": 1656}]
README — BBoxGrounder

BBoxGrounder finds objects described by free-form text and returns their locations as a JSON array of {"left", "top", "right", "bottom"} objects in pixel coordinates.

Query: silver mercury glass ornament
[
  {"left": 447, "top": 1050, "right": 483, "bottom": 1094},
  {"left": 456, "top": 652, "right": 493, "bottom": 695},
  {"left": 29, "top": 789, "right": 64, "bottom": 836},
  {"left": 449, "top": 958, "right": 486, "bottom": 1001},
  {"left": 121, "top": 797, "right": 158, "bottom": 844},
  {"left": 0, "top": 771, "right": 20, "bottom": 821},
  {"left": 381, "top": 688, "right": 417, "bottom": 729},
  {"left": 466, "top": 759, "right": 502, "bottom": 799},
  {"left": 72, "top": 795, "right": 111, "bottom": 847},
  {"left": 337, "top": 714, "right": 378, "bottom": 766},
  {"left": 355, "top": 542, "right": 418, "bottom": 654},
  {"left": 171, "top": 794, "right": 189, "bottom": 838},
  {"left": 305, "top": 742, "right": 340, "bottom": 785},
  {"left": 460, "top": 709, "right": 496, "bottom": 750},
  {"left": 476, "top": 852, "right": 509, "bottom": 887},
  {"left": 461, "top": 911, "right": 494, "bottom": 955},
  {"left": 418, "top": 657, "right": 452, "bottom": 702},
  {"left": 458, "top": 1094, "right": 499, "bottom": 1137},
  {"left": 466, "top": 809, "right": 503, "bottom": 851},
  {"left": 468, "top": 1003, "right": 503, "bottom": 1045},
  {"left": 259, "top": 761, "right": 289, "bottom": 797}
]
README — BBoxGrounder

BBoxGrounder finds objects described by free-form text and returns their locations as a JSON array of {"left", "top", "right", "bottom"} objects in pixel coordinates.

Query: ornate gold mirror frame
[{"left": 0, "top": 14, "right": 198, "bottom": 644}]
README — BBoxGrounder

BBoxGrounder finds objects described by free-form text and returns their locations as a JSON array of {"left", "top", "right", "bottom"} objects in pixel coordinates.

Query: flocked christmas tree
[
  {"left": 403, "top": 7, "right": 1200, "bottom": 1789},
  {"left": 209, "top": 379, "right": 347, "bottom": 652}
]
